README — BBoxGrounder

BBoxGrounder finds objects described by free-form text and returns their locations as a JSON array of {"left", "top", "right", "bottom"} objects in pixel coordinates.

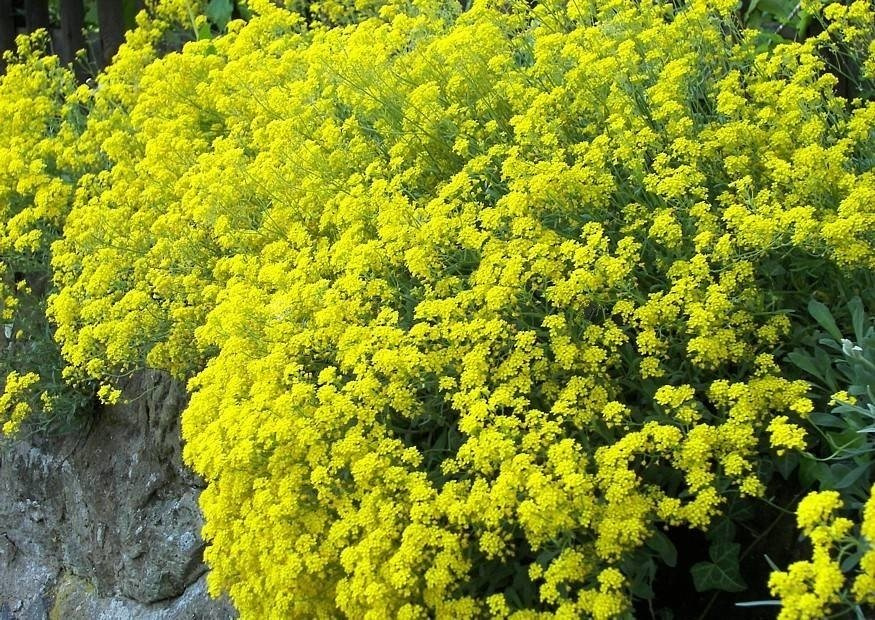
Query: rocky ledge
[{"left": 0, "top": 370, "right": 235, "bottom": 619}]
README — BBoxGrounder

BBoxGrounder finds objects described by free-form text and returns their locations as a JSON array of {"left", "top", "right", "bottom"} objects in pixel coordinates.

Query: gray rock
[
  {"left": 0, "top": 370, "right": 236, "bottom": 619},
  {"left": 47, "top": 572, "right": 230, "bottom": 620}
]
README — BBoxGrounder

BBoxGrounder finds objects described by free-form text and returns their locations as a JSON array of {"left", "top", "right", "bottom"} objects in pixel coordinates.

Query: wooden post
[
  {"left": 97, "top": 0, "right": 123, "bottom": 66},
  {"left": 58, "top": 0, "right": 85, "bottom": 76},
  {"left": 24, "top": 0, "right": 48, "bottom": 32},
  {"left": 0, "top": 0, "right": 16, "bottom": 67}
]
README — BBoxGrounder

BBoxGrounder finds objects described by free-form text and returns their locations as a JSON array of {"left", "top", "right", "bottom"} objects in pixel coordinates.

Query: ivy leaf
[
  {"left": 691, "top": 542, "right": 747, "bottom": 593},
  {"left": 622, "top": 554, "right": 656, "bottom": 600},
  {"left": 707, "top": 517, "right": 736, "bottom": 543}
]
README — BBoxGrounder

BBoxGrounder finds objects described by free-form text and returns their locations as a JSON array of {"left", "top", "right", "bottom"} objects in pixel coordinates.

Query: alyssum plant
[{"left": 1, "top": 0, "right": 874, "bottom": 617}]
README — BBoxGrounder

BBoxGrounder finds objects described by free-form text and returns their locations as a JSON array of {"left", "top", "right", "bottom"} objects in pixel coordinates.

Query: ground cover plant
[{"left": 1, "top": 0, "right": 874, "bottom": 617}]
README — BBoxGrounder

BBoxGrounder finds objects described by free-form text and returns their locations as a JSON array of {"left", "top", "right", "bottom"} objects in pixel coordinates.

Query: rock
[
  {"left": 47, "top": 572, "right": 230, "bottom": 620},
  {"left": 0, "top": 370, "right": 236, "bottom": 619}
]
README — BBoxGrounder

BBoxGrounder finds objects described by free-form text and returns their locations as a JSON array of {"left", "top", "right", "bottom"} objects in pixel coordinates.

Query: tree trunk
[{"left": 96, "top": 0, "right": 123, "bottom": 66}]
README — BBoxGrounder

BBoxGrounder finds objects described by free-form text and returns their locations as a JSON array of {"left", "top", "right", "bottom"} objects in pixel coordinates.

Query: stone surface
[
  {"left": 47, "top": 572, "right": 228, "bottom": 620},
  {"left": 0, "top": 370, "right": 236, "bottom": 619}
]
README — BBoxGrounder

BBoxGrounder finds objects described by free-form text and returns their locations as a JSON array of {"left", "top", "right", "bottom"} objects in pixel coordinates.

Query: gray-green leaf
[{"left": 809, "top": 298, "right": 843, "bottom": 341}]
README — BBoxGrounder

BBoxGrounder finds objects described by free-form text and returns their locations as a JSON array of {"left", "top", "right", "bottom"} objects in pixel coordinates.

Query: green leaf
[
  {"left": 795, "top": 9, "right": 813, "bottom": 37},
  {"left": 775, "top": 452, "right": 799, "bottom": 479},
  {"left": 197, "top": 21, "right": 212, "bottom": 41},
  {"left": 810, "top": 412, "right": 846, "bottom": 429},
  {"left": 707, "top": 517, "right": 736, "bottom": 542},
  {"left": 849, "top": 297, "right": 867, "bottom": 344},
  {"left": 623, "top": 556, "right": 656, "bottom": 599},
  {"left": 799, "top": 458, "right": 830, "bottom": 488},
  {"left": 646, "top": 529, "right": 678, "bottom": 568},
  {"left": 505, "top": 588, "right": 523, "bottom": 608},
  {"left": 205, "top": 0, "right": 234, "bottom": 30},
  {"left": 849, "top": 385, "right": 871, "bottom": 398},
  {"left": 754, "top": 0, "right": 798, "bottom": 20},
  {"left": 833, "top": 461, "right": 870, "bottom": 491},
  {"left": 809, "top": 298, "right": 843, "bottom": 341},
  {"left": 841, "top": 546, "right": 865, "bottom": 572},
  {"left": 832, "top": 405, "right": 865, "bottom": 415},
  {"left": 743, "top": 0, "right": 761, "bottom": 21},
  {"left": 816, "top": 348, "right": 840, "bottom": 391},
  {"left": 691, "top": 542, "right": 747, "bottom": 593},
  {"left": 788, "top": 351, "right": 826, "bottom": 383},
  {"left": 828, "top": 428, "right": 867, "bottom": 453},
  {"left": 726, "top": 499, "right": 756, "bottom": 523},
  {"left": 817, "top": 337, "right": 844, "bottom": 352},
  {"left": 84, "top": 2, "right": 98, "bottom": 24},
  {"left": 237, "top": 2, "right": 252, "bottom": 19},
  {"left": 630, "top": 579, "right": 654, "bottom": 600}
]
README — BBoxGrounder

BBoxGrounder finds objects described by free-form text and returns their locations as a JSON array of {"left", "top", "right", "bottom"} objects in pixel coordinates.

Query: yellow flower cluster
[
  {"left": 0, "top": 371, "right": 40, "bottom": 434},
  {"left": 770, "top": 487, "right": 875, "bottom": 619},
  {"left": 0, "top": 2, "right": 210, "bottom": 432},
  {"left": 768, "top": 494, "right": 848, "bottom": 619},
  {"left": 855, "top": 487, "right": 875, "bottom": 605},
  {"left": 2, "top": 0, "right": 873, "bottom": 616},
  {"left": 0, "top": 31, "right": 84, "bottom": 433},
  {"left": 0, "top": 32, "right": 79, "bottom": 262}
]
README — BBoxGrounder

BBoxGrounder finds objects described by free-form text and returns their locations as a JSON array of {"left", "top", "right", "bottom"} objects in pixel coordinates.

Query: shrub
[
  {"left": 3, "top": 0, "right": 875, "bottom": 617},
  {"left": 0, "top": 0, "right": 210, "bottom": 433},
  {"left": 767, "top": 297, "right": 875, "bottom": 619},
  {"left": 0, "top": 31, "right": 92, "bottom": 434}
]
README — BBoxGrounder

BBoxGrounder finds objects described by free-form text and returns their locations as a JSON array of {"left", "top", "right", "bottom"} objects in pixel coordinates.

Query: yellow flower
[{"left": 11, "top": 0, "right": 875, "bottom": 615}]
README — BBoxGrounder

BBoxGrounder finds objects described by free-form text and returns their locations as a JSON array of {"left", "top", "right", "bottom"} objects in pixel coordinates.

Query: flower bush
[
  {"left": 0, "top": 31, "right": 92, "bottom": 434},
  {"left": 764, "top": 296, "right": 875, "bottom": 618},
  {"left": 0, "top": 0, "right": 210, "bottom": 433},
  {"left": 2, "top": 0, "right": 875, "bottom": 617},
  {"left": 768, "top": 488, "right": 874, "bottom": 619}
]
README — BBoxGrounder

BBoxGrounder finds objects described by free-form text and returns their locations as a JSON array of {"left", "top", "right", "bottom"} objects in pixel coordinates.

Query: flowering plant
[{"left": 2, "top": 0, "right": 874, "bottom": 617}]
